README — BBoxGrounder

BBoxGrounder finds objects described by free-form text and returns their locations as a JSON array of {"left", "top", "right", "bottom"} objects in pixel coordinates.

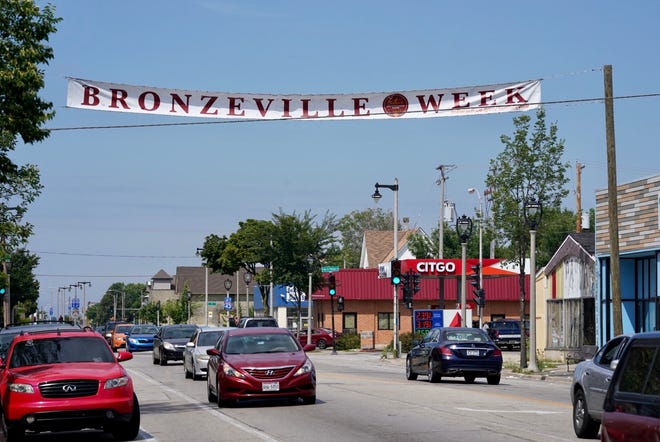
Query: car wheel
[
  {"left": 464, "top": 375, "right": 476, "bottom": 384},
  {"left": 110, "top": 393, "right": 140, "bottom": 441},
  {"left": 159, "top": 352, "right": 167, "bottom": 366},
  {"left": 406, "top": 357, "right": 418, "bottom": 381},
  {"left": 184, "top": 362, "right": 192, "bottom": 379},
  {"left": 207, "top": 380, "right": 217, "bottom": 403},
  {"left": 573, "top": 388, "right": 600, "bottom": 438},
  {"left": 192, "top": 362, "right": 200, "bottom": 381},
  {"left": 302, "top": 395, "right": 316, "bottom": 405},
  {"left": 487, "top": 374, "right": 501, "bottom": 385},
  {"left": 152, "top": 352, "right": 159, "bottom": 365},
  {"left": 316, "top": 339, "right": 327, "bottom": 350},
  {"left": 427, "top": 358, "right": 441, "bottom": 383},
  {"left": 217, "top": 383, "right": 231, "bottom": 408}
]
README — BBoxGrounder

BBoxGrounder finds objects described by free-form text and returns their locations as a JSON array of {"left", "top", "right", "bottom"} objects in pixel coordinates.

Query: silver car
[
  {"left": 570, "top": 335, "right": 630, "bottom": 438},
  {"left": 183, "top": 326, "right": 234, "bottom": 380}
]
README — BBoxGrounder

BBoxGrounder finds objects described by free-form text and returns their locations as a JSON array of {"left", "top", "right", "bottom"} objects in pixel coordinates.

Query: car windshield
[
  {"left": 129, "top": 325, "right": 158, "bottom": 334},
  {"left": 198, "top": 331, "right": 224, "bottom": 347},
  {"left": 162, "top": 327, "right": 197, "bottom": 339},
  {"left": 9, "top": 337, "right": 114, "bottom": 367},
  {"left": 443, "top": 330, "right": 489, "bottom": 342},
  {"left": 225, "top": 334, "right": 299, "bottom": 354},
  {"left": 115, "top": 325, "right": 132, "bottom": 333}
]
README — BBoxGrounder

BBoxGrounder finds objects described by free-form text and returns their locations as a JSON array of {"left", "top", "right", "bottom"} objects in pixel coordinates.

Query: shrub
[
  {"left": 335, "top": 333, "right": 360, "bottom": 351},
  {"left": 399, "top": 331, "right": 425, "bottom": 354}
]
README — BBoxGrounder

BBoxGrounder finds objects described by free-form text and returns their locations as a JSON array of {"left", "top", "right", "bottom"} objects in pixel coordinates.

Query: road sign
[
  {"left": 207, "top": 301, "right": 217, "bottom": 307},
  {"left": 322, "top": 266, "right": 339, "bottom": 272},
  {"left": 71, "top": 298, "right": 80, "bottom": 309},
  {"left": 224, "top": 298, "right": 233, "bottom": 311}
]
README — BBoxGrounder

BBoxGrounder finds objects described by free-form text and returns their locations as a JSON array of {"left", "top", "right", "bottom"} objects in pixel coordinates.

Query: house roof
[
  {"left": 174, "top": 266, "right": 255, "bottom": 295},
  {"left": 544, "top": 232, "right": 596, "bottom": 275},
  {"left": 152, "top": 269, "right": 172, "bottom": 280},
  {"left": 360, "top": 229, "right": 417, "bottom": 268}
]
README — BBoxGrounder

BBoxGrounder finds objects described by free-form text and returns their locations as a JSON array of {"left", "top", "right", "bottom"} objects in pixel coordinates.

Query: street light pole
[
  {"left": 372, "top": 178, "right": 399, "bottom": 357},
  {"left": 224, "top": 278, "right": 232, "bottom": 327},
  {"left": 456, "top": 215, "right": 473, "bottom": 327},
  {"left": 243, "top": 271, "right": 252, "bottom": 320},
  {"left": 468, "top": 188, "right": 484, "bottom": 328},
  {"left": 196, "top": 248, "right": 209, "bottom": 326},
  {"left": 525, "top": 199, "right": 542, "bottom": 372},
  {"left": 77, "top": 281, "right": 91, "bottom": 327}
]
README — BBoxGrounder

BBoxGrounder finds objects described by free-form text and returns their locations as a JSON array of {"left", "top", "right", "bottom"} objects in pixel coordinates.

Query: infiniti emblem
[
  {"left": 265, "top": 370, "right": 274, "bottom": 376},
  {"left": 62, "top": 384, "right": 77, "bottom": 393}
]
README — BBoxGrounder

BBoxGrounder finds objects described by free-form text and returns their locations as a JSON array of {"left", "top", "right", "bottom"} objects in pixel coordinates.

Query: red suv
[{"left": 0, "top": 328, "right": 140, "bottom": 440}]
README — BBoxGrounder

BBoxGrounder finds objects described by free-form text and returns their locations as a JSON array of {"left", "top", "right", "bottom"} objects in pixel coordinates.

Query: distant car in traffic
[
  {"left": 152, "top": 324, "right": 198, "bottom": 365},
  {"left": 206, "top": 327, "right": 316, "bottom": 406},
  {"left": 110, "top": 323, "right": 134, "bottom": 351},
  {"left": 570, "top": 334, "right": 630, "bottom": 438},
  {"left": 486, "top": 319, "right": 524, "bottom": 350},
  {"left": 600, "top": 331, "right": 660, "bottom": 441},
  {"left": 0, "top": 327, "right": 139, "bottom": 440},
  {"left": 237, "top": 317, "right": 278, "bottom": 328},
  {"left": 296, "top": 327, "right": 340, "bottom": 349},
  {"left": 126, "top": 324, "right": 159, "bottom": 352},
  {"left": 183, "top": 326, "right": 234, "bottom": 380},
  {"left": 406, "top": 327, "right": 503, "bottom": 385}
]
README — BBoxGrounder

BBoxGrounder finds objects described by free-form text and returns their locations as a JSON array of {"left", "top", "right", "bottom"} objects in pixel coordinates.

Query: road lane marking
[{"left": 457, "top": 407, "right": 564, "bottom": 415}]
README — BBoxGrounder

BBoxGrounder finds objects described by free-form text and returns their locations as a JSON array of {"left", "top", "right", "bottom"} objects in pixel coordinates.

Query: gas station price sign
[{"left": 413, "top": 309, "right": 444, "bottom": 335}]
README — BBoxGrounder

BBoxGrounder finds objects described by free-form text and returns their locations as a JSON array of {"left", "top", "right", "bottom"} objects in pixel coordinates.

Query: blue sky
[{"left": 13, "top": 1, "right": 660, "bottom": 311}]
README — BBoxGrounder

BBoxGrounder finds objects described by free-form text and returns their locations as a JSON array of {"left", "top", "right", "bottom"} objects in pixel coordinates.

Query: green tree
[
  {"left": 7, "top": 248, "right": 40, "bottom": 319},
  {"left": 336, "top": 208, "right": 393, "bottom": 267},
  {"left": 486, "top": 108, "right": 569, "bottom": 368},
  {"left": 270, "top": 210, "right": 337, "bottom": 334}
]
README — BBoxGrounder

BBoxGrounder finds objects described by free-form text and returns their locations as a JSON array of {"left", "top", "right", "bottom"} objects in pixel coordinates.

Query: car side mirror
[
  {"left": 610, "top": 359, "right": 619, "bottom": 370},
  {"left": 206, "top": 348, "right": 221, "bottom": 357},
  {"left": 185, "top": 342, "right": 194, "bottom": 348}
]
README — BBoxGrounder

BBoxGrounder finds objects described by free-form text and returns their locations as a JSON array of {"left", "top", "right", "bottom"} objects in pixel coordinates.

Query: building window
[
  {"left": 342, "top": 313, "right": 357, "bottom": 335},
  {"left": 378, "top": 312, "right": 394, "bottom": 330}
]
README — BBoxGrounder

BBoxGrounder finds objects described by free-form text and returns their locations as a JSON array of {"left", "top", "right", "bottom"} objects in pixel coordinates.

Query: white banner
[{"left": 66, "top": 77, "right": 541, "bottom": 121}]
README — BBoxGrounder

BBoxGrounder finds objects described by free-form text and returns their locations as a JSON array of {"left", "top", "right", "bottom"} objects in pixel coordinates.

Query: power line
[{"left": 33, "top": 251, "right": 197, "bottom": 259}]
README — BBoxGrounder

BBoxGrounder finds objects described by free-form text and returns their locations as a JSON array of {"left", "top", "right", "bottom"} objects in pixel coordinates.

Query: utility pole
[
  {"left": 604, "top": 64, "right": 622, "bottom": 337},
  {"left": 436, "top": 164, "right": 456, "bottom": 309},
  {"left": 576, "top": 162, "right": 585, "bottom": 232}
]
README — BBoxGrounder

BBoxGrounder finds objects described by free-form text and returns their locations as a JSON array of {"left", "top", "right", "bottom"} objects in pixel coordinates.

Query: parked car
[
  {"left": 0, "top": 320, "right": 80, "bottom": 359},
  {"left": 126, "top": 324, "right": 159, "bottom": 352},
  {"left": 0, "top": 327, "right": 139, "bottom": 440},
  {"left": 183, "top": 326, "right": 234, "bottom": 380},
  {"left": 206, "top": 327, "right": 316, "bottom": 406},
  {"left": 487, "top": 319, "right": 523, "bottom": 350},
  {"left": 111, "top": 323, "right": 134, "bottom": 351},
  {"left": 406, "top": 327, "right": 503, "bottom": 385},
  {"left": 297, "top": 327, "right": 340, "bottom": 349},
  {"left": 152, "top": 324, "right": 198, "bottom": 366},
  {"left": 237, "top": 317, "right": 279, "bottom": 328},
  {"left": 570, "top": 334, "right": 630, "bottom": 438},
  {"left": 600, "top": 331, "right": 660, "bottom": 441}
]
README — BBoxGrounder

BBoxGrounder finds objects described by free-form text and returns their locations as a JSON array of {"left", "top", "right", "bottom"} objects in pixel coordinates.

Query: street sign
[
  {"left": 224, "top": 298, "right": 233, "bottom": 311},
  {"left": 322, "top": 266, "right": 339, "bottom": 272},
  {"left": 207, "top": 301, "right": 217, "bottom": 307},
  {"left": 71, "top": 298, "right": 80, "bottom": 309}
]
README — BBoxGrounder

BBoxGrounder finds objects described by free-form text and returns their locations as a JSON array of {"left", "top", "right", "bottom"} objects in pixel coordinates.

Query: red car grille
[
  {"left": 245, "top": 366, "right": 294, "bottom": 379},
  {"left": 39, "top": 380, "right": 99, "bottom": 398}
]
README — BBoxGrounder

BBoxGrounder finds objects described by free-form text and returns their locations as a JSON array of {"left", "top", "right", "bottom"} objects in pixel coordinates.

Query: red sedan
[
  {"left": 297, "top": 327, "right": 341, "bottom": 349},
  {"left": 206, "top": 327, "right": 316, "bottom": 407}
]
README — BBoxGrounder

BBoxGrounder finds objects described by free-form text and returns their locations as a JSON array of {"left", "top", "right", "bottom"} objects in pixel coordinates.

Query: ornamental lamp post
[
  {"left": 467, "top": 188, "right": 484, "bottom": 328},
  {"left": 456, "top": 214, "right": 473, "bottom": 327},
  {"left": 372, "top": 178, "right": 399, "bottom": 357},
  {"left": 525, "top": 199, "right": 542, "bottom": 372},
  {"left": 196, "top": 247, "right": 210, "bottom": 326},
  {"left": 243, "top": 271, "right": 252, "bottom": 320}
]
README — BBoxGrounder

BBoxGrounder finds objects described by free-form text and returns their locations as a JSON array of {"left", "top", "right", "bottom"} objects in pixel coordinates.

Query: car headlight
[
  {"left": 163, "top": 342, "right": 175, "bottom": 350},
  {"left": 294, "top": 358, "right": 314, "bottom": 377},
  {"left": 104, "top": 376, "right": 130, "bottom": 389},
  {"left": 222, "top": 362, "right": 246, "bottom": 379},
  {"left": 9, "top": 383, "right": 34, "bottom": 394},
  {"left": 128, "top": 338, "right": 138, "bottom": 344}
]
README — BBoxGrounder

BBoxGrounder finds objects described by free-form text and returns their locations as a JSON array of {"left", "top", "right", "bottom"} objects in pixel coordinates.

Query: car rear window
[
  {"left": 163, "top": 327, "right": 197, "bottom": 339},
  {"left": 198, "top": 331, "right": 224, "bottom": 347},
  {"left": 618, "top": 345, "right": 660, "bottom": 395}
]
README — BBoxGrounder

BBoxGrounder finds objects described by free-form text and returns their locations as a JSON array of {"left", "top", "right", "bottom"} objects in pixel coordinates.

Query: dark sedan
[
  {"left": 152, "top": 324, "right": 198, "bottom": 366},
  {"left": 206, "top": 327, "right": 316, "bottom": 406},
  {"left": 406, "top": 327, "right": 502, "bottom": 385}
]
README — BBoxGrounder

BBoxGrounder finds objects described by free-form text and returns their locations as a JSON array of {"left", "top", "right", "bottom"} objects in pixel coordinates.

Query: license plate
[
  {"left": 262, "top": 382, "right": 280, "bottom": 392},
  {"left": 466, "top": 350, "right": 480, "bottom": 356}
]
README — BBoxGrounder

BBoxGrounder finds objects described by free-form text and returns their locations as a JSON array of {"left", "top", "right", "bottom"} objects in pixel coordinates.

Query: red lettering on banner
[
  {"left": 170, "top": 94, "right": 191, "bottom": 113},
  {"left": 110, "top": 88, "right": 130, "bottom": 109},
  {"left": 301, "top": 99, "right": 319, "bottom": 118},
  {"left": 452, "top": 92, "right": 469, "bottom": 109},
  {"left": 506, "top": 87, "right": 527, "bottom": 104},
  {"left": 479, "top": 90, "right": 496, "bottom": 106},
  {"left": 254, "top": 98, "right": 274, "bottom": 117},
  {"left": 200, "top": 95, "right": 219, "bottom": 115},
  {"left": 417, "top": 94, "right": 444, "bottom": 113},
  {"left": 227, "top": 97, "right": 245, "bottom": 116},
  {"left": 326, "top": 98, "right": 344, "bottom": 117},
  {"left": 138, "top": 92, "right": 160, "bottom": 111},
  {"left": 282, "top": 99, "right": 292, "bottom": 117},
  {"left": 82, "top": 86, "right": 100, "bottom": 106},
  {"left": 353, "top": 98, "right": 370, "bottom": 116}
]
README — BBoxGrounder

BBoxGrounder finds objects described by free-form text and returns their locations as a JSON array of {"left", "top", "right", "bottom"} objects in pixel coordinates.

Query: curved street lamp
[
  {"left": 525, "top": 199, "right": 543, "bottom": 371},
  {"left": 224, "top": 278, "right": 232, "bottom": 326},
  {"left": 243, "top": 271, "right": 252, "bottom": 319},
  {"left": 456, "top": 214, "right": 473, "bottom": 326}
]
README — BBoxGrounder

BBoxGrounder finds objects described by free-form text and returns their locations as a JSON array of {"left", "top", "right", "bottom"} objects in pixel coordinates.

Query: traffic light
[
  {"left": 469, "top": 264, "right": 481, "bottom": 291},
  {"left": 337, "top": 296, "right": 344, "bottom": 311},
  {"left": 412, "top": 273, "right": 421, "bottom": 294},
  {"left": 0, "top": 272, "right": 7, "bottom": 297},
  {"left": 402, "top": 284, "right": 412, "bottom": 304},
  {"left": 390, "top": 259, "right": 401, "bottom": 285},
  {"left": 328, "top": 274, "right": 336, "bottom": 296},
  {"left": 474, "top": 288, "right": 486, "bottom": 308}
]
